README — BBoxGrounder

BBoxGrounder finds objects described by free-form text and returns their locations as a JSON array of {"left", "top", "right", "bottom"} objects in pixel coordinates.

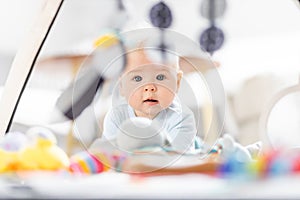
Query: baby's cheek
[
  {"left": 159, "top": 90, "right": 175, "bottom": 108},
  {"left": 127, "top": 90, "right": 142, "bottom": 106},
  {"left": 156, "top": 80, "right": 177, "bottom": 93},
  {"left": 123, "top": 84, "right": 138, "bottom": 98}
]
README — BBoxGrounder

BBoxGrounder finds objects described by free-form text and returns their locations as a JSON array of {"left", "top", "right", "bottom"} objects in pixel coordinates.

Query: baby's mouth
[{"left": 143, "top": 98, "right": 159, "bottom": 105}]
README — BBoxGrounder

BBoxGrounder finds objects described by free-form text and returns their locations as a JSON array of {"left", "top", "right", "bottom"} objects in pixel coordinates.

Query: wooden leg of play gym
[{"left": 66, "top": 121, "right": 75, "bottom": 156}]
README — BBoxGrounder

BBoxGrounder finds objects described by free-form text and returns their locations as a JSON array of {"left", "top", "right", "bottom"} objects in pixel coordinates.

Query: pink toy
[{"left": 70, "top": 151, "right": 105, "bottom": 174}]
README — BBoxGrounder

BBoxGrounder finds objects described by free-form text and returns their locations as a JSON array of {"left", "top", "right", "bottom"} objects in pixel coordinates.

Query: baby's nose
[{"left": 144, "top": 84, "right": 157, "bottom": 92}]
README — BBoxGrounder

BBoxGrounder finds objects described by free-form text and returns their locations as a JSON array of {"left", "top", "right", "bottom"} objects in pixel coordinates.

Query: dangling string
[
  {"left": 209, "top": 0, "right": 216, "bottom": 26},
  {"left": 159, "top": 30, "right": 167, "bottom": 63},
  {"left": 117, "top": 0, "right": 125, "bottom": 10}
]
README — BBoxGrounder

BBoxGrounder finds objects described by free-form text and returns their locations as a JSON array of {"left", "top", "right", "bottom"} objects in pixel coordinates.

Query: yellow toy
[
  {"left": 21, "top": 126, "right": 70, "bottom": 171},
  {"left": 0, "top": 131, "right": 28, "bottom": 172},
  {"left": 0, "top": 127, "right": 70, "bottom": 172}
]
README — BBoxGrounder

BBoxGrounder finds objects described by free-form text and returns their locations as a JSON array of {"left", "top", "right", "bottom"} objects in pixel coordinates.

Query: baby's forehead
[
  {"left": 127, "top": 64, "right": 177, "bottom": 74},
  {"left": 124, "top": 48, "right": 179, "bottom": 73}
]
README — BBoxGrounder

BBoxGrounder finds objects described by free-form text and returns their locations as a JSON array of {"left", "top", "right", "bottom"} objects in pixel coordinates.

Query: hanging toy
[
  {"left": 149, "top": 1, "right": 172, "bottom": 29},
  {"left": 199, "top": 0, "right": 226, "bottom": 55},
  {"left": 149, "top": 1, "right": 173, "bottom": 63},
  {"left": 200, "top": 26, "right": 224, "bottom": 55},
  {"left": 54, "top": 0, "right": 129, "bottom": 122}
]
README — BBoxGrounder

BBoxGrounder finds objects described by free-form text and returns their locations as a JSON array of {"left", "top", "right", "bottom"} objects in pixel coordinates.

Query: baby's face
[{"left": 120, "top": 64, "right": 181, "bottom": 119}]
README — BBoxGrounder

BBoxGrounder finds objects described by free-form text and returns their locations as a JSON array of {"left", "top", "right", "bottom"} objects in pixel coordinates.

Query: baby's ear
[{"left": 176, "top": 70, "right": 183, "bottom": 92}]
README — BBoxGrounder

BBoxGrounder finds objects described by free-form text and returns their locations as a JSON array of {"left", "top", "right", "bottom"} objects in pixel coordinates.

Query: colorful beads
[
  {"left": 217, "top": 148, "right": 300, "bottom": 179},
  {"left": 291, "top": 154, "right": 300, "bottom": 172},
  {"left": 70, "top": 151, "right": 105, "bottom": 174}
]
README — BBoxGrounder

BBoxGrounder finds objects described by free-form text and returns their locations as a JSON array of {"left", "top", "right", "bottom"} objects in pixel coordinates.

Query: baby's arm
[
  {"left": 89, "top": 109, "right": 120, "bottom": 154},
  {"left": 167, "top": 106, "right": 198, "bottom": 153},
  {"left": 101, "top": 109, "right": 119, "bottom": 140}
]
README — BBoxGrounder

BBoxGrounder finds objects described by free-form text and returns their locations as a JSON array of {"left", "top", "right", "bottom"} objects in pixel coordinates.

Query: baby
[{"left": 101, "top": 47, "right": 198, "bottom": 153}]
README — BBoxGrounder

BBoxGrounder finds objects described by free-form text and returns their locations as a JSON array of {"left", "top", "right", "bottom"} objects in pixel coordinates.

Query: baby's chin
[{"left": 135, "top": 107, "right": 164, "bottom": 119}]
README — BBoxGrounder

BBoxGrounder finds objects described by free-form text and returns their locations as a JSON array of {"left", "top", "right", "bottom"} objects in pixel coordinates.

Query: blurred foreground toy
[
  {"left": 218, "top": 144, "right": 300, "bottom": 179},
  {"left": 0, "top": 132, "right": 28, "bottom": 172},
  {"left": 120, "top": 134, "right": 300, "bottom": 178},
  {"left": 20, "top": 126, "right": 70, "bottom": 170},
  {"left": 70, "top": 147, "right": 129, "bottom": 174},
  {"left": 69, "top": 151, "right": 106, "bottom": 174},
  {"left": 218, "top": 134, "right": 253, "bottom": 163},
  {"left": 0, "top": 127, "right": 69, "bottom": 172}
]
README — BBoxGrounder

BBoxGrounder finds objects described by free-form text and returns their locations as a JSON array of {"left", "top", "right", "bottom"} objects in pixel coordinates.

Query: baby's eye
[
  {"left": 156, "top": 74, "right": 166, "bottom": 81},
  {"left": 133, "top": 75, "right": 143, "bottom": 82}
]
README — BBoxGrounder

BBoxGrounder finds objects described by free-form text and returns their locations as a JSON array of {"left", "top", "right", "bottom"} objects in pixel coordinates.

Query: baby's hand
[{"left": 116, "top": 117, "right": 167, "bottom": 152}]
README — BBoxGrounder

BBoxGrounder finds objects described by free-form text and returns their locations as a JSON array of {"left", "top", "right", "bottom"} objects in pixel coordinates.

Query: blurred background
[{"left": 0, "top": 0, "right": 300, "bottom": 154}]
